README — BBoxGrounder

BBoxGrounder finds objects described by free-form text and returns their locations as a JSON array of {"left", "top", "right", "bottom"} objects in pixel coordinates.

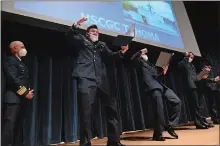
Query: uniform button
[
  {"left": 94, "top": 51, "right": 96, "bottom": 53},
  {"left": 94, "top": 60, "right": 95, "bottom": 62}
]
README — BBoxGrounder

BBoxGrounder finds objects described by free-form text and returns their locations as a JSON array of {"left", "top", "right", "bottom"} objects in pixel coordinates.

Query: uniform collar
[{"left": 16, "top": 56, "right": 21, "bottom": 61}]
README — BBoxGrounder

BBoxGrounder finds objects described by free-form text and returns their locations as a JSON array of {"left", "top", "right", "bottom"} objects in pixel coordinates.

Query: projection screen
[{"left": 2, "top": 1, "right": 201, "bottom": 56}]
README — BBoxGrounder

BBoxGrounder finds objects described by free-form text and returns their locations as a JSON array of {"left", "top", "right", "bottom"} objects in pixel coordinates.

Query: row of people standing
[
  {"left": 65, "top": 16, "right": 182, "bottom": 145},
  {"left": 2, "top": 16, "right": 220, "bottom": 146},
  {"left": 179, "top": 52, "right": 213, "bottom": 129},
  {"left": 178, "top": 52, "right": 220, "bottom": 126}
]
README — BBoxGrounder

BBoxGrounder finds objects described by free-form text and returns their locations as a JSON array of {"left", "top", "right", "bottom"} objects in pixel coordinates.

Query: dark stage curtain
[
  {"left": 2, "top": 47, "right": 219, "bottom": 146},
  {"left": 1, "top": 2, "right": 220, "bottom": 145}
]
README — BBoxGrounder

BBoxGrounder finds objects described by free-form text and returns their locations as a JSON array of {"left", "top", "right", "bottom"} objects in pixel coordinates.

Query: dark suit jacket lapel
[{"left": 12, "top": 56, "right": 28, "bottom": 71}]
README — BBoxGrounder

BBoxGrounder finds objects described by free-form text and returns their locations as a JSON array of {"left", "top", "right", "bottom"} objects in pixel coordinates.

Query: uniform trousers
[
  {"left": 149, "top": 88, "right": 181, "bottom": 136},
  {"left": 2, "top": 102, "right": 26, "bottom": 146},
  {"left": 190, "top": 89, "right": 206, "bottom": 124},
  {"left": 76, "top": 77, "right": 120, "bottom": 146},
  {"left": 204, "top": 88, "right": 220, "bottom": 121}
]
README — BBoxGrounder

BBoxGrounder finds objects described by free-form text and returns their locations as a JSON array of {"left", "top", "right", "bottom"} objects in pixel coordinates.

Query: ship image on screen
[
  {"left": 6, "top": 1, "right": 188, "bottom": 50},
  {"left": 3, "top": 0, "right": 202, "bottom": 55},
  {"left": 122, "top": 1, "right": 178, "bottom": 36}
]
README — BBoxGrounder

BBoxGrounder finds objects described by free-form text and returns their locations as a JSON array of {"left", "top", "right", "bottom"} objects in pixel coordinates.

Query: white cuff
[{"left": 74, "top": 23, "right": 80, "bottom": 28}]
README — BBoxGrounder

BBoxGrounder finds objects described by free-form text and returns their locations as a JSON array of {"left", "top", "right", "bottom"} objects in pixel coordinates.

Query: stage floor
[{"left": 56, "top": 125, "right": 219, "bottom": 145}]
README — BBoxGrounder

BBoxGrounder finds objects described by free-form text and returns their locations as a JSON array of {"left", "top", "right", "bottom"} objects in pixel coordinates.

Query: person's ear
[{"left": 11, "top": 46, "right": 17, "bottom": 54}]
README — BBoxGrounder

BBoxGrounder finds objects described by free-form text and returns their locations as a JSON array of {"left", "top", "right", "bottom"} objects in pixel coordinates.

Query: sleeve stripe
[{"left": 17, "top": 86, "right": 27, "bottom": 95}]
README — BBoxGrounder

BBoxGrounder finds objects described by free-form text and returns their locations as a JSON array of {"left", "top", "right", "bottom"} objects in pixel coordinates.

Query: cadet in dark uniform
[
  {"left": 199, "top": 61, "right": 220, "bottom": 124},
  {"left": 131, "top": 48, "right": 181, "bottom": 141},
  {"left": 178, "top": 52, "right": 212, "bottom": 129},
  {"left": 2, "top": 41, "right": 34, "bottom": 146},
  {"left": 65, "top": 17, "right": 128, "bottom": 146}
]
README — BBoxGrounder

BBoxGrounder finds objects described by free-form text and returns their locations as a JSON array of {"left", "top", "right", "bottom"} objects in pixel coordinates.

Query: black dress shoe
[
  {"left": 207, "top": 123, "right": 215, "bottom": 128},
  {"left": 80, "top": 142, "right": 91, "bottom": 146},
  {"left": 213, "top": 120, "right": 220, "bottom": 124},
  {"left": 107, "top": 142, "right": 125, "bottom": 146},
  {"left": 152, "top": 136, "right": 166, "bottom": 141},
  {"left": 201, "top": 121, "right": 214, "bottom": 128},
  {"left": 195, "top": 123, "right": 209, "bottom": 129},
  {"left": 164, "top": 125, "right": 178, "bottom": 139}
]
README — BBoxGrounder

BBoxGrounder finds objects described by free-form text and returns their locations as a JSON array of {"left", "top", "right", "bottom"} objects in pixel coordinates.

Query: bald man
[{"left": 2, "top": 41, "right": 34, "bottom": 146}]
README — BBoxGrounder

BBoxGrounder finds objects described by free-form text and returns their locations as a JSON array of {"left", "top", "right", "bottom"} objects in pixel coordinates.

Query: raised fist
[
  {"left": 121, "top": 44, "right": 129, "bottom": 53},
  {"left": 184, "top": 52, "right": 189, "bottom": 57},
  {"left": 141, "top": 48, "right": 148, "bottom": 55},
  {"left": 76, "top": 16, "right": 88, "bottom": 25},
  {"left": 215, "top": 76, "right": 220, "bottom": 82}
]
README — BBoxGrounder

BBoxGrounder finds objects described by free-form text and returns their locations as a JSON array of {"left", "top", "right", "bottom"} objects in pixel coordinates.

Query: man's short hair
[
  {"left": 188, "top": 52, "right": 195, "bottom": 56},
  {"left": 87, "top": 24, "right": 98, "bottom": 32}
]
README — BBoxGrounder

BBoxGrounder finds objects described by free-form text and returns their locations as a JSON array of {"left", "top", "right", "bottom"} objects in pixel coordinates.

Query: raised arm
[
  {"left": 131, "top": 51, "right": 142, "bottom": 61},
  {"left": 131, "top": 48, "right": 148, "bottom": 62},
  {"left": 104, "top": 43, "right": 129, "bottom": 60},
  {"left": 65, "top": 17, "right": 87, "bottom": 47}
]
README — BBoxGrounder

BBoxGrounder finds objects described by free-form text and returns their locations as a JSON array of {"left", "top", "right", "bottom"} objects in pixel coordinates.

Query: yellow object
[{"left": 17, "top": 86, "right": 27, "bottom": 95}]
